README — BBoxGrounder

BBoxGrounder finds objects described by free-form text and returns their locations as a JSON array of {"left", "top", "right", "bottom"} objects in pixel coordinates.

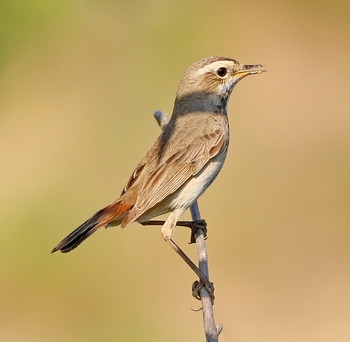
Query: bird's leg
[
  {"left": 140, "top": 220, "right": 165, "bottom": 226},
  {"left": 165, "top": 238, "right": 214, "bottom": 303},
  {"left": 142, "top": 212, "right": 214, "bottom": 303},
  {"left": 165, "top": 238, "right": 208, "bottom": 284},
  {"left": 141, "top": 219, "right": 207, "bottom": 244}
]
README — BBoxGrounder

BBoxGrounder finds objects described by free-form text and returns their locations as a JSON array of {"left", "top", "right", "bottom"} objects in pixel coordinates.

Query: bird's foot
[
  {"left": 192, "top": 279, "right": 215, "bottom": 304},
  {"left": 188, "top": 219, "right": 207, "bottom": 244}
]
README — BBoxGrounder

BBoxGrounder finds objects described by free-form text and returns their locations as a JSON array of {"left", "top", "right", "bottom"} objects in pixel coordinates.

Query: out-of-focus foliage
[{"left": 1, "top": 1, "right": 349, "bottom": 341}]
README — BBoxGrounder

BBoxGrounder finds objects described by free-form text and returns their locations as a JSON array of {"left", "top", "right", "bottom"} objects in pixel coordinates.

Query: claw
[
  {"left": 192, "top": 280, "right": 215, "bottom": 304},
  {"left": 189, "top": 219, "right": 207, "bottom": 244},
  {"left": 190, "top": 306, "right": 203, "bottom": 312}
]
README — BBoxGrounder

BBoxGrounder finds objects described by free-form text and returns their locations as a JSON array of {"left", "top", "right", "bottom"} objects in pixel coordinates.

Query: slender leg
[
  {"left": 141, "top": 214, "right": 214, "bottom": 302},
  {"left": 165, "top": 238, "right": 209, "bottom": 285},
  {"left": 141, "top": 219, "right": 207, "bottom": 243}
]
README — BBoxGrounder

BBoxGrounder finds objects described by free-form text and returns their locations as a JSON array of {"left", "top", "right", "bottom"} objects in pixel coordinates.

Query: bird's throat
[{"left": 173, "top": 93, "right": 229, "bottom": 117}]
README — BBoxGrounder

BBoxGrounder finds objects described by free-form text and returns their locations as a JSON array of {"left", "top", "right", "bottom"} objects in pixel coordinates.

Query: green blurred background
[{"left": 1, "top": 0, "right": 349, "bottom": 341}]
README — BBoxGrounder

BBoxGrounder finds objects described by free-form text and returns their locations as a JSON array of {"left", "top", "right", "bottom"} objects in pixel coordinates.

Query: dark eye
[{"left": 217, "top": 67, "right": 228, "bottom": 77}]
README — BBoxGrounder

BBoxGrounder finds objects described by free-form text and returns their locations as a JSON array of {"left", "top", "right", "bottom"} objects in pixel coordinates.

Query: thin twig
[{"left": 153, "top": 110, "right": 222, "bottom": 342}]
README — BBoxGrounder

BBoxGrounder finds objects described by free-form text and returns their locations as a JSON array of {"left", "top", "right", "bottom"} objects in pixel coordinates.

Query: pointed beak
[{"left": 233, "top": 64, "right": 267, "bottom": 79}]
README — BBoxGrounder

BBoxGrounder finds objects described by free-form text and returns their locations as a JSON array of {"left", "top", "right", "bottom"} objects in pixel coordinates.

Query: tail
[{"left": 51, "top": 200, "right": 131, "bottom": 253}]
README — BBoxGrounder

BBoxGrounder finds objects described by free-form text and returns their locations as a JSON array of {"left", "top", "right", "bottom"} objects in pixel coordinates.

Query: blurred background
[{"left": 1, "top": 0, "right": 349, "bottom": 341}]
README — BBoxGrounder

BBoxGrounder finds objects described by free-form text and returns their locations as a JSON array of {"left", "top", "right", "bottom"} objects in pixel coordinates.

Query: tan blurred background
[{"left": 1, "top": 0, "right": 349, "bottom": 341}]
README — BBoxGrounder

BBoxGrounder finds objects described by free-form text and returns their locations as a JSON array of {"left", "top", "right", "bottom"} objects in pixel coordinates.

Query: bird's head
[{"left": 176, "top": 56, "right": 266, "bottom": 103}]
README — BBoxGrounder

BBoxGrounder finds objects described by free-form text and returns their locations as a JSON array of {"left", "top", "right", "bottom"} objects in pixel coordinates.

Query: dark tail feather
[
  {"left": 51, "top": 218, "right": 99, "bottom": 253},
  {"left": 51, "top": 201, "right": 131, "bottom": 253}
]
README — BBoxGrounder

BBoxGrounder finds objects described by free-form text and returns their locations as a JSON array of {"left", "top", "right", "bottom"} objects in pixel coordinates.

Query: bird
[{"left": 52, "top": 56, "right": 265, "bottom": 289}]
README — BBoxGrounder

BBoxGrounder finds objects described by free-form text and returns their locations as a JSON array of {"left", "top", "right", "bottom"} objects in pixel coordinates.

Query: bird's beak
[{"left": 233, "top": 64, "right": 267, "bottom": 79}]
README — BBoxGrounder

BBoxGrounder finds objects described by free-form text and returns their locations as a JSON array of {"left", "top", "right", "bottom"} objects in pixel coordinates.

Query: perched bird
[{"left": 52, "top": 56, "right": 265, "bottom": 286}]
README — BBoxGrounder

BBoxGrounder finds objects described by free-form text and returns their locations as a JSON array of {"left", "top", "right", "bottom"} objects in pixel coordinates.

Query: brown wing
[{"left": 120, "top": 113, "right": 228, "bottom": 225}]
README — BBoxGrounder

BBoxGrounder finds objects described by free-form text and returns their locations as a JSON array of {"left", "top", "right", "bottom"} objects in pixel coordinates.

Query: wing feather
[{"left": 122, "top": 114, "right": 228, "bottom": 224}]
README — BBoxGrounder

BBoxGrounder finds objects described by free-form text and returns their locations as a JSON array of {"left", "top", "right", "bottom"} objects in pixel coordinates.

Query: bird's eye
[{"left": 217, "top": 67, "right": 228, "bottom": 77}]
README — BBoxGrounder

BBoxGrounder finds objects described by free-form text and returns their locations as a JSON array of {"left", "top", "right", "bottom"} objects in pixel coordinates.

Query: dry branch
[{"left": 153, "top": 110, "right": 222, "bottom": 342}]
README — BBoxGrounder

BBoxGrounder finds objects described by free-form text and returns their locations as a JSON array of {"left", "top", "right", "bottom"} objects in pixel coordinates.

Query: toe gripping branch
[
  {"left": 192, "top": 279, "right": 215, "bottom": 304},
  {"left": 175, "top": 219, "right": 208, "bottom": 244}
]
